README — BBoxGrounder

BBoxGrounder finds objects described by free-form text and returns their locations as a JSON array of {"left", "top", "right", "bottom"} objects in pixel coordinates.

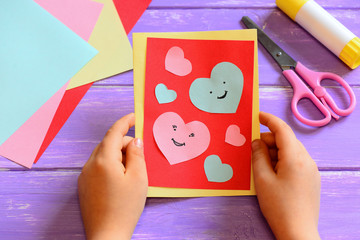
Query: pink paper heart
[
  {"left": 165, "top": 46, "right": 192, "bottom": 76},
  {"left": 225, "top": 125, "right": 246, "bottom": 147},
  {"left": 153, "top": 112, "right": 210, "bottom": 165}
]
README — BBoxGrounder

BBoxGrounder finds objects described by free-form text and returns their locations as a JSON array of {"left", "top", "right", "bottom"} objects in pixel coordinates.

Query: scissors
[{"left": 241, "top": 16, "right": 356, "bottom": 127}]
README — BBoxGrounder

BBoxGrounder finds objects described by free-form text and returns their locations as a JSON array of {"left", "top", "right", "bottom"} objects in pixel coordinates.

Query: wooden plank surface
[
  {"left": 148, "top": 0, "right": 360, "bottom": 8},
  {"left": 1, "top": 0, "right": 359, "bottom": 239},
  {"left": 0, "top": 171, "right": 358, "bottom": 240}
]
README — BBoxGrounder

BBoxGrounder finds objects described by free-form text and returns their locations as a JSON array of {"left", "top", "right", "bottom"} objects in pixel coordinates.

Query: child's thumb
[
  {"left": 125, "top": 138, "right": 147, "bottom": 175},
  {"left": 252, "top": 139, "right": 275, "bottom": 182}
]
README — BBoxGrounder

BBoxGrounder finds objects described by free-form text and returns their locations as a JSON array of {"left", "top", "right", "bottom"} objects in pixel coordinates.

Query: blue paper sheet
[{"left": 0, "top": 0, "right": 98, "bottom": 145}]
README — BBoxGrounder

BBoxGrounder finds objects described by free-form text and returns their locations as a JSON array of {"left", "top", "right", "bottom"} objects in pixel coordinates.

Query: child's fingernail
[{"left": 134, "top": 138, "right": 143, "bottom": 149}]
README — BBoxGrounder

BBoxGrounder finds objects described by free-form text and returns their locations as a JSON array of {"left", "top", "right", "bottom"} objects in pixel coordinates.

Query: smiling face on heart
[
  {"left": 153, "top": 112, "right": 210, "bottom": 165},
  {"left": 189, "top": 62, "right": 244, "bottom": 113}
]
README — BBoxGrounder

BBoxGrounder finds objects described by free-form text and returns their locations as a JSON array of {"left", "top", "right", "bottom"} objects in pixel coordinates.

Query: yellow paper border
[{"left": 133, "top": 30, "right": 259, "bottom": 197}]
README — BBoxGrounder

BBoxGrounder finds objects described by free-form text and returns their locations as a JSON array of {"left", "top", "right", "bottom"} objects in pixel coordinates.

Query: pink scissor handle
[
  {"left": 295, "top": 62, "right": 356, "bottom": 116},
  {"left": 283, "top": 69, "right": 332, "bottom": 127}
]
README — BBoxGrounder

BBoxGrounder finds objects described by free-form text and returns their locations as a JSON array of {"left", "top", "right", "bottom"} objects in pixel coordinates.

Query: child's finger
[
  {"left": 122, "top": 136, "right": 134, "bottom": 150},
  {"left": 259, "top": 112, "right": 298, "bottom": 151},
  {"left": 252, "top": 139, "right": 276, "bottom": 183},
  {"left": 99, "top": 113, "right": 135, "bottom": 160},
  {"left": 260, "top": 132, "right": 276, "bottom": 148},
  {"left": 124, "top": 138, "right": 148, "bottom": 180}
]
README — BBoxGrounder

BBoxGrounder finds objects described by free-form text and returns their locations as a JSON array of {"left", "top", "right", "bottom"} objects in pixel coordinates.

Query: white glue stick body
[{"left": 276, "top": 0, "right": 360, "bottom": 69}]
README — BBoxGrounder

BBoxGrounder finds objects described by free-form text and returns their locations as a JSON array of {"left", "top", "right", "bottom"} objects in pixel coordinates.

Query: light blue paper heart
[
  {"left": 204, "top": 155, "right": 233, "bottom": 183},
  {"left": 189, "top": 62, "right": 244, "bottom": 113},
  {"left": 155, "top": 83, "right": 177, "bottom": 104}
]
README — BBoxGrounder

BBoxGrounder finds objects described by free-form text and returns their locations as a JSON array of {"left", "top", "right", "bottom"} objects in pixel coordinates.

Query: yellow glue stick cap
[
  {"left": 340, "top": 37, "right": 360, "bottom": 69},
  {"left": 276, "top": 0, "right": 309, "bottom": 21}
]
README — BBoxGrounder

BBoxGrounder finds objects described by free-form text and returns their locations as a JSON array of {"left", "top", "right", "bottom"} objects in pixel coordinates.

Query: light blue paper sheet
[{"left": 0, "top": 0, "right": 97, "bottom": 145}]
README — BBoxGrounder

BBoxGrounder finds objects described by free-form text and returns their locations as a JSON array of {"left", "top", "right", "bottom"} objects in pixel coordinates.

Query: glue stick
[{"left": 276, "top": 0, "right": 360, "bottom": 69}]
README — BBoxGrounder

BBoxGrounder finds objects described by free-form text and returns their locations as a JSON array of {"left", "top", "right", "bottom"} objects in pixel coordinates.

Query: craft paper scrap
[
  {"left": 113, "top": 0, "right": 152, "bottom": 34},
  {"left": 66, "top": 0, "right": 133, "bottom": 89},
  {"left": 144, "top": 37, "right": 254, "bottom": 191},
  {"left": 0, "top": 0, "right": 102, "bottom": 168},
  {"left": 34, "top": 0, "right": 149, "bottom": 164},
  {"left": 34, "top": 0, "right": 103, "bottom": 41},
  {"left": 133, "top": 30, "right": 259, "bottom": 197},
  {"left": 0, "top": 0, "right": 97, "bottom": 146}
]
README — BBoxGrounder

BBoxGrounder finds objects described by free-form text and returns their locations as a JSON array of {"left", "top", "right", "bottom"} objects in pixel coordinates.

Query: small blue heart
[
  {"left": 204, "top": 155, "right": 233, "bottom": 183},
  {"left": 189, "top": 62, "right": 243, "bottom": 113},
  {"left": 155, "top": 83, "right": 177, "bottom": 104}
]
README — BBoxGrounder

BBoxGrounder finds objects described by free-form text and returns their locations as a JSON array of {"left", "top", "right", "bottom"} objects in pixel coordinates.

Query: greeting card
[{"left": 133, "top": 30, "right": 259, "bottom": 197}]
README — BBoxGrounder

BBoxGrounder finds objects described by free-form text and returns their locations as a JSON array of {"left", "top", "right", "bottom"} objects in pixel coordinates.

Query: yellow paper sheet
[
  {"left": 133, "top": 30, "right": 260, "bottom": 197},
  {"left": 66, "top": 0, "right": 133, "bottom": 89}
]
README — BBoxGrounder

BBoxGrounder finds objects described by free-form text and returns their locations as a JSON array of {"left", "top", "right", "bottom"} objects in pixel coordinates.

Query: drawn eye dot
[
  {"left": 210, "top": 91, "right": 213, "bottom": 94},
  {"left": 189, "top": 133, "right": 195, "bottom": 137},
  {"left": 172, "top": 125, "right": 177, "bottom": 131},
  {"left": 223, "top": 81, "right": 226, "bottom": 84}
]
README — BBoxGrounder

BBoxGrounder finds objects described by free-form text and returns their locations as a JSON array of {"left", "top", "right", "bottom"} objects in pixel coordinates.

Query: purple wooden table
[{"left": 1, "top": 0, "right": 360, "bottom": 239}]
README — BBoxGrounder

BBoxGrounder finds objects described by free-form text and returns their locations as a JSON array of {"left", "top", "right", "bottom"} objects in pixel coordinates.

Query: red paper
[
  {"left": 34, "top": 83, "right": 92, "bottom": 162},
  {"left": 144, "top": 38, "right": 254, "bottom": 190},
  {"left": 34, "top": 1, "right": 149, "bottom": 163},
  {"left": 113, "top": 0, "right": 152, "bottom": 34}
]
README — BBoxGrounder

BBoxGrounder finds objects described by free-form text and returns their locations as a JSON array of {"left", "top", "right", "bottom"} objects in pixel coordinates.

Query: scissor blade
[{"left": 241, "top": 16, "right": 297, "bottom": 71}]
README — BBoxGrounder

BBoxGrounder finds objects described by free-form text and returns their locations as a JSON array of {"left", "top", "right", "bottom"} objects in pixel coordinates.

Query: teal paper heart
[
  {"left": 155, "top": 83, "right": 177, "bottom": 104},
  {"left": 204, "top": 155, "right": 233, "bottom": 183},
  {"left": 189, "top": 62, "right": 243, "bottom": 113}
]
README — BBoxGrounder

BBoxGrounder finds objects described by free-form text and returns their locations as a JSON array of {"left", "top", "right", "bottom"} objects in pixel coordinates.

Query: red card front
[
  {"left": 113, "top": 0, "right": 152, "bottom": 34},
  {"left": 144, "top": 38, "right": 254, "bottom": 190}
]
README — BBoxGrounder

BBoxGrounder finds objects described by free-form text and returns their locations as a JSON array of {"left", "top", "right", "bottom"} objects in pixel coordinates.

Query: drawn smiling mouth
[
  {"left": 171, "top": 138, "right": 185, "bottom": 147},
  {"left": 217, "top": 90, "right": 228, "bottom": 99}
]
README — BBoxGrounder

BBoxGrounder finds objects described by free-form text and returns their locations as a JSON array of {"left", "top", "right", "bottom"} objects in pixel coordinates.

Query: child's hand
[
  {"left": 252, "top": 112, "right": 321, "bottom": 240},
  {"left": 78, "top": 113, "right": 148, "bottom": 240}
]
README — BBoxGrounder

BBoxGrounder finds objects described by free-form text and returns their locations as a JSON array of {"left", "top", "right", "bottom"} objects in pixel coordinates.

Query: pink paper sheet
[
  {"left": 0, "top": 0, "right": 103, "bottom": 168},
  {"left": 34, "top": 0, "right": 104, "bottom": 41},
  {"left": 0, "top": 84, "right": 68, "bottom": 168}
]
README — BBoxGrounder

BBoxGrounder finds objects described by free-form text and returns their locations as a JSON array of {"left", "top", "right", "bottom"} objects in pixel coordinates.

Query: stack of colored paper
[{"left": 0, "top": 0, "right": 151, "bottom": 168}]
